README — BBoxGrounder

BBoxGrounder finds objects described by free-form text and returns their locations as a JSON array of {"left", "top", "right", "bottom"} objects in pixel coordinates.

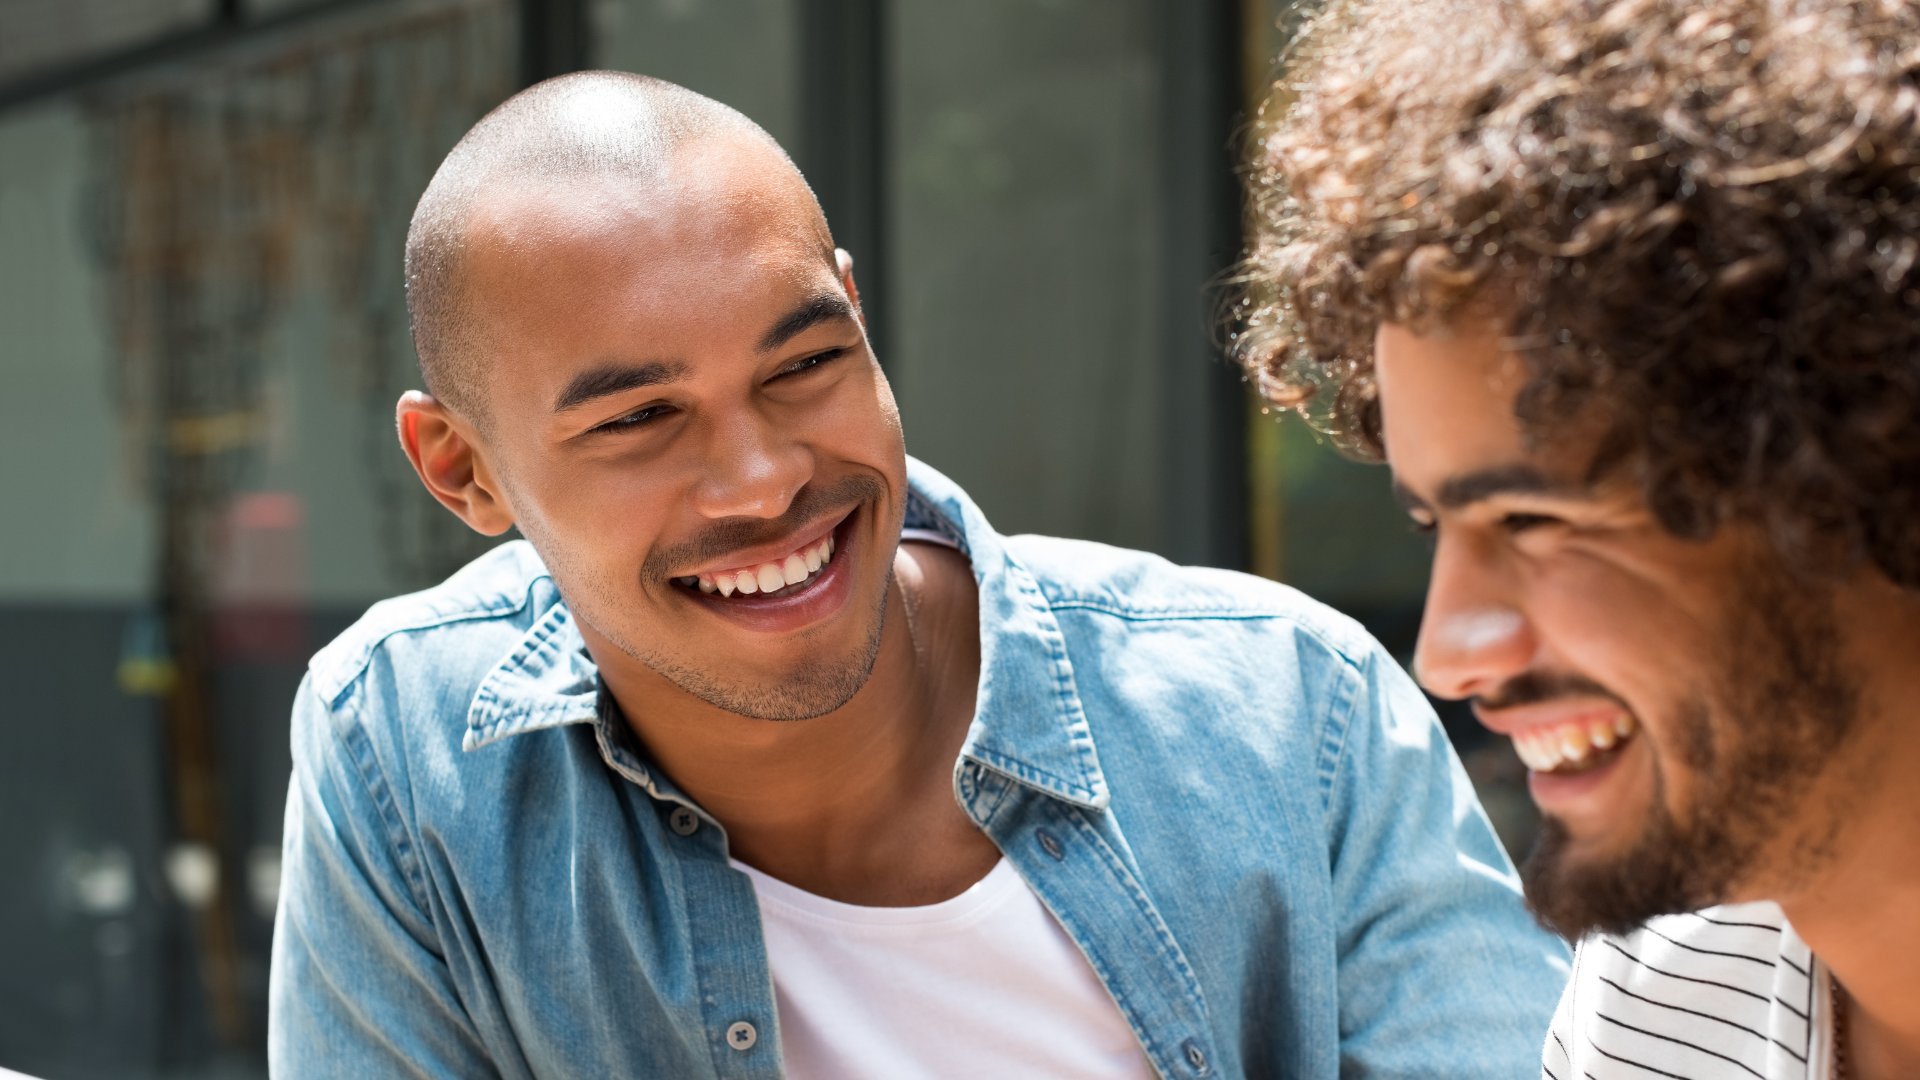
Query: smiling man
[
  {"left": 266, "top": 72, "right": 1565, "bottom": 1078},
  {"left": 1236, "top": 0, "right": 1920, "bottom": 1077}
]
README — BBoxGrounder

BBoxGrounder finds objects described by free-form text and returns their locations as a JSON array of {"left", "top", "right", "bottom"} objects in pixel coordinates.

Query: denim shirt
[{"left": 268, "top": 457, "right": 1569, "bottom": 1079}]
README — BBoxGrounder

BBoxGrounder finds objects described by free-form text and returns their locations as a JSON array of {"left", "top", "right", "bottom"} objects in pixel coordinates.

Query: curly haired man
[{"left": 1237, "top": 1, "right": 1920, "bottom": 1076}]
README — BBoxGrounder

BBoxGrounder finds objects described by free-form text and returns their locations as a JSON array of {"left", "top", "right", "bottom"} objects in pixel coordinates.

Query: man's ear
[
  {"left": 395, "top": 391, "right": 515, "bottom": 536},
  {"left": 835, "top": 248, "right": 865, "bottom": 326}
]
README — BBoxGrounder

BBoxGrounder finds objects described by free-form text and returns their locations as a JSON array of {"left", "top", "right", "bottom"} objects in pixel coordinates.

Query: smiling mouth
[
  {"left": 1511, "top": 711, "right": 1640, "bottom": 776},
  {"left": 673, "top": 530, "right": 837, "bottom": 600}
]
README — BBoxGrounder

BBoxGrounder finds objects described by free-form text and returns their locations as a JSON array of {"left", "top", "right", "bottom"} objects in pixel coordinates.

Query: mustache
[
  {"left": 1475, "top": 670, "right": 1626, "bottom": 713},
  {"left": 644, "top": 473, "right": 885, "bottom": 578}
]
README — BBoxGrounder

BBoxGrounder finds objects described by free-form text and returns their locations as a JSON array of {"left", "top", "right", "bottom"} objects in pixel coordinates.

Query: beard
[{"left": 1519, "top": 566, "right": 1860, "bottom": 939}]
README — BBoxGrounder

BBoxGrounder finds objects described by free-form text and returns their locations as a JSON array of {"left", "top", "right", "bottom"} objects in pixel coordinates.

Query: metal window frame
[
  {"left": 1157, "top": 0, "right": 1252, "bottom": 570},
  {"left": 0, "top": 0, "right": 393, "bottom": 113},
  {"left": 797, "top": 0, "right": 889, "bottom": 367}
]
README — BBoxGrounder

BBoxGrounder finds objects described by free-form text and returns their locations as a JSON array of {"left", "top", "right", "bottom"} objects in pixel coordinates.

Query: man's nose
[
  {"left": 688, "top": 407, "right": 811, "bottom": 520},
  {"left": 1412, "top": 533, "right": 1535, "bottom": 701}
]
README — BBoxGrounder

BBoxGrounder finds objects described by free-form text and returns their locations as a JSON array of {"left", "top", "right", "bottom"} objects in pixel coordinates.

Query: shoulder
[
  {"left": 1003, "top": 534, "right": 1407, "bottom": 770},
  {"left": 304, "top": 540, "right": 560, "bottom": 722},
  {"left": 1005, "top": 533, "right": 1378, "bottom": 664}
]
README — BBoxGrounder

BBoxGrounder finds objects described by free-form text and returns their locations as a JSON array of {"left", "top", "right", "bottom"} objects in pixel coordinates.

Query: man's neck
[
  {"left": 1776, "top": 594, "right": 1920, "bottom": 1078},
  {"left": 1782, "top": 827, "right": 1920, "bottom": 1078},
  {"left": 598, "top": 540, "right": 994, "bottom": 905}
]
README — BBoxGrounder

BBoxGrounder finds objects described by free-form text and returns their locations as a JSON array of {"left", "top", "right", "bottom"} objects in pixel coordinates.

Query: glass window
[
  {"left": 0, "top": 0, "right": 215, "bottom": 84},
  {"left": 0, "top": 3, "right": 517, "bottom": 1073},
  {"left": 887, "top": 0, "right": 1172, "bottom": 553}
]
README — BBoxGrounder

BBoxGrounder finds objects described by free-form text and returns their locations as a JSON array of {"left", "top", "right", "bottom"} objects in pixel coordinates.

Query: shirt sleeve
[
  {"left": 1323, "top": 644, "right": 1572, "bottom": 1078},
  {"left": 268, "top": 674, "right": 496, "bottom": 1078}
]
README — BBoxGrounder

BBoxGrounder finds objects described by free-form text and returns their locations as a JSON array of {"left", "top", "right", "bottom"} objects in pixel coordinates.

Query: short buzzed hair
[{"left": 404, "top": 72, "right": 780, "bottom": 421}]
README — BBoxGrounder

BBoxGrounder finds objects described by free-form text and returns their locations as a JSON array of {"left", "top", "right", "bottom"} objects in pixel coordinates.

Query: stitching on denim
[
  {"left": 1046, "top": 598, "right": 1372, "bottom": 667},
  {"left": 331, "top": 687, "right": 435, "bottom": 919},
  {"left": 1045, "top": 600, "right": 1293, "bottom": 621},
  {"left": 1013, "top": 561, "right": 1105, "bottom": 800},
  {"left": 1052, "top": 801, "right": 1211, "bottom": 1063},
  {"left": 467, "top": 706, "right": 596, "bottom": 748},
  {"left": 968, "top": 749, "right": 1099, "bottom": 806},
  {"left": 903, "top": 487, "right": 969, "bottom": 553},
  {"left": 463, "top": 602, "right": 579, "bottom": 738},
  {"left": 966, "top": 766, "right": 1016, "bottom": 825},
  {"left": 666, "top": 828, "right": 730, "bottom": 1062},
  {"left": 1315, "top": 652, "right": 1366, "bottom": 819},
  {"left": 316, "top": 573, "right": 554, "bottom": 706}
]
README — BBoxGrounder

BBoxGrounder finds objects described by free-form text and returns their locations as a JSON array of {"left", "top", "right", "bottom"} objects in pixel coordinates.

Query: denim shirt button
[
  {"left": 1181, "top": 1039, "right": 1209, "bottom": 1074},
  {"left": 725, "top": 1021, "right": 757, "bottom": 1051},
  {"left": 668, "top": 807, "right": 699, "bottom": 837},
  {"left": 1035, "top": 828, "right": 1065, "bottom": 861}
]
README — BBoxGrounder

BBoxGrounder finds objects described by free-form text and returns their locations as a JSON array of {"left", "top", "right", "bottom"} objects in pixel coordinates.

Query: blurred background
[{"left": 0, "top": 1, "right": 1530, "bottom": 1076}]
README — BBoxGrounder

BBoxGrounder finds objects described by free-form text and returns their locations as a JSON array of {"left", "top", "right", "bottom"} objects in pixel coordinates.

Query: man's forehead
[
  {"left": 458, "top": 163, "right": 834, "bottom": 314},
  {"left": 1376, "top": 322, "right": 1527, "bottom": 454},
  {"left": 465, "top": 159, "right": 820, "bottom": 252},
  {"left": 1376, "top": 320, "right": 1629, "bottom": 504}
]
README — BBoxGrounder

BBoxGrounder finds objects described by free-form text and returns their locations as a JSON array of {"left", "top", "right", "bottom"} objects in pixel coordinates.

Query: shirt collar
[{"left": 462, "top": 455, "right": 1111, "bottom": 811}]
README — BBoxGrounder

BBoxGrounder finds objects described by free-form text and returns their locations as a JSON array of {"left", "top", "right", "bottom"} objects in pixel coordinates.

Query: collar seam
[
  {"left": 314, "top": 573, "right": 554, "bottom": 705},
  {"left": 1043, "top": 599, "right": 1301, "bottom": 621},
  {"left": 966, "top": 747, "right": 1105, "bottom": 809},
  {"left": 462, "top": 597, "right": 594, "bottom": 748}
]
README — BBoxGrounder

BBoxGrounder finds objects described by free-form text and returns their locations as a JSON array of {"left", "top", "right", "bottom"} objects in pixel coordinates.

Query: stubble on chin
[
  {"left": 1518, "top": 567, "right": 1859, "bottom": 939},
  {"left": 617, "top": 563, "right": 895, "bottom": 722}
]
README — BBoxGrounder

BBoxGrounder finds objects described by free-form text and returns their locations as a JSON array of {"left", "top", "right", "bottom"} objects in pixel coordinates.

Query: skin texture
[
  {"left": 1375, "top": 317, "right": 1920, "bottom": 1077},
  {"left": 396, "top": 130, "right": 998, "bottom": 906}
]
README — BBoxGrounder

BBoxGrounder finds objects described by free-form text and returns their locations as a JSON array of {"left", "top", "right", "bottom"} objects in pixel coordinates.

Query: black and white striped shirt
[{"left": 1543, "top": 902, "right": 1837, "bottom": 1079}]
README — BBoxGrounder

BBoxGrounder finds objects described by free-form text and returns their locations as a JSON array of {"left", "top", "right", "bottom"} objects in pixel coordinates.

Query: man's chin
[
  {"left": 660, "top": 596, "right": 890, "bottom": 722},
  {"left": 667, "top": 656, "right": 874, "bottom": 721},
  {"left": 1520, "top": 813, "right": 1729, "bottom": 939}
]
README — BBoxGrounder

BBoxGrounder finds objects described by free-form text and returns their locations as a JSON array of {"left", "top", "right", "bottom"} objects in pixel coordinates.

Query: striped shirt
[{"left": 1543, "top": 901, "right": 1838, "bottom": 1080}]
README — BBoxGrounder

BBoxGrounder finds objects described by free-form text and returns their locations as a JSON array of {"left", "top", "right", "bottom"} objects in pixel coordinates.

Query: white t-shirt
[
  {"left": 1544, "top": 901, "right": 1837, "bottom": 1079},
  {"left": 733, "top": 857, "right": 1157, "bottom": 1080}
]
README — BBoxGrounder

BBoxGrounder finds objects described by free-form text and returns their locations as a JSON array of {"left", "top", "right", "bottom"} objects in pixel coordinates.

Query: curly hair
[{"left": 1232, "top": 0, "right": 1920, "bottom": 587}]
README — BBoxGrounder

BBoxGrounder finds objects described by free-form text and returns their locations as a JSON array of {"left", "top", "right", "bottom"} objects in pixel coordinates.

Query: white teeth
[
  {"left": 696, "top": 532, "right": 840, "bottom": 600},
  {"left": 1514, "top": 734, "right": 1559, "bottom": 771},
  {"left": 1511, "top": 712, "right": 1638, "bottom": 773},
  {"left": 780, "top": 554, "right": 808, "bottom": 586},
  {"left": 1560, "top": 730, "right": 1589, "bottom": 763},
  {"left": 1588, "top": 720, "right": 1616, "bottom": 751}
]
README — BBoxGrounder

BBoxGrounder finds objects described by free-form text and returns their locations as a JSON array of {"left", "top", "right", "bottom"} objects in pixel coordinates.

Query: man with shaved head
[{"left": 268, "top": 73, "right": 1565, "bottom": 1077}]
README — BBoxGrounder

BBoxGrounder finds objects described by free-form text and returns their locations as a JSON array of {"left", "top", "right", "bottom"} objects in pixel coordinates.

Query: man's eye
[
  {"left": 1409, "top": 516, "right": 1437, "bottom": 536},
  {"left": 596, "top": 404, "right": 671, "bottom": 433},
  {"left": 1499, "top": 512, "right": 1560, "bottom": 534},
  {"left": 780, "top": 347, "right": 848, "bottom": 378}
]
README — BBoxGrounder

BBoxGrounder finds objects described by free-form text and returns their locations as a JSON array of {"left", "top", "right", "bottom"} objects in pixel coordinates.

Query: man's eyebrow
[
  {"left": 553, "top": 360, "right": 687, "bottom": 413},
  {"left": 758, "top": 293, "right": 856, "bottom": 353},
  {"left": 1395, "top": 463, "right": 1591, "bottom": 513}
]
